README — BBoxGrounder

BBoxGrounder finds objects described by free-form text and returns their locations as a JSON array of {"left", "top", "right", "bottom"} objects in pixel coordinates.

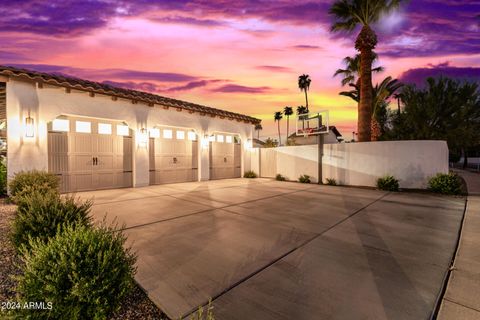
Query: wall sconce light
[
  {"left": 138, "top": 128, "right": 148, "bottom": 147},
  {"left": 25, "top": 115, "right": 35, "bottom": 138}
]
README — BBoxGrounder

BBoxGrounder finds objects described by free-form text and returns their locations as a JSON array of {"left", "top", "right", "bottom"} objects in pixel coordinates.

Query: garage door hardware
[
  {"left": 173, "top": 157, "right": 178, "bottom": 164},
  {"left": 92, "top": 157, "right": 98, "bottom": 166},
  {"left": 224, "top": 157, "right": 227, "bottom": 162}
]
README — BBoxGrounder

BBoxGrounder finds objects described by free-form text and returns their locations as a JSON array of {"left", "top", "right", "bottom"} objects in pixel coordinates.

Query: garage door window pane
[
  {"left": 52, "top": 119, "right": 69, "bottom": 132},
  {"left": 117, "top": 124, "right": 129, "bottom": 136},
  {"left": 163, "top": 129, "right": 173, "bottom": 139},
  {"left": 149, "top": 128, "right": 160, "bottom": 138},
  {"left": 76, "top": 121, "right": 91, "bottom": 133},
  {"left": 176, "top": 130, "right": 185, "bottom": 140},
  {"left": 188, "top": 131, "right": 196, "bottom": 141},
  {"left": 98, "top": 123, "right": 112, "bottom": 135},
  {"left": 217, "top": 134, "right": 224, "bottom": 143},
  {"left": 226, "top": 135, "right": 233, "bottom": 143}
]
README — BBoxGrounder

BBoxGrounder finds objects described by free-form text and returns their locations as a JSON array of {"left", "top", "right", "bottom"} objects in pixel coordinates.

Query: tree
[
  {"left": 330, "top": 0, "right": 403, "bottom": 142},
  {"left": 284, "top": 106, "right": 294, "bottom": 141},
  {"left": 334, "top": 53, "right": 383, "bottom": 87},
  {"left": 264, "top": 138, "right": 278, "bottom": 148},
  {"left": 296, "top": 105, "right": 308, "bottom": 132},
  {"left": 274, "top": 111, "right": 283, "bottom": 146},
  {"left": 339, "top": 76, "right": 403, "bottom": 140},
  {"left": 298, "top": 74, "right": 311, "bottom": 112},
  {"left": 384, "top": 77, "right": 480, "bottom": 168},
  {"left": 254, "top": 123, "right": 263, "bottom": 139}
]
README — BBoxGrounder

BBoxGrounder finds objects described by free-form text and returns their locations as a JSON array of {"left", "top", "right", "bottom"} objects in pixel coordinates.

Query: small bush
[
  {"left": 325, "top": 178, "right": 337, "bottom": 186},
  {"left": 428, "top": 173, "right": 462, "bottom": 195},
  {"left": 243, "top": 170, "right": 257, "bottom": 178},
  {"left": 15, "top": 223, "right": 136, "bottom": 320},
  {"left": 11, "top": 190, "right": 92, "bottom": 252},
  {"left": 298, "top": 174, "right": 311, "bottom": 183},
  {"left": 9, "top": 170, "right": 59, "bottom": 200},
  {"left": 377, "top": 175, "right": 399, "bottom": 191},
  {"left": 275, "top": 174, "right": 286, "bottom": 181},
  {"left": 0, "top": 158, "right": 6, "bottom": 195}
]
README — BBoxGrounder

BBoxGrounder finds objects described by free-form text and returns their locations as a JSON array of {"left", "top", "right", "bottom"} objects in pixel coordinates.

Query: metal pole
[{"left": 317, "top": 134, "right": 324, "bottom": 184}]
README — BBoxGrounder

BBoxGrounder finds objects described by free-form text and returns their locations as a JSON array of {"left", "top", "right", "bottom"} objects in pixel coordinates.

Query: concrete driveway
[{"left": 79, "top": 179, "right": 465, "bottom": 320}]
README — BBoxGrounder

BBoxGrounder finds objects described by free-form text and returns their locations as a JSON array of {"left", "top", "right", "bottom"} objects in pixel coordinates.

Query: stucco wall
[
  {"left": 6, "top": 79, "right": 254, "bottom": 186},
  {"left": 256, "top": 140, "right": 449, "bottom": 188}
]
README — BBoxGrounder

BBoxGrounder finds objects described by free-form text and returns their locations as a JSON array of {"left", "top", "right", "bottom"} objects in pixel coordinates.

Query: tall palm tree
[
  {"left": 334, "top": 53, "right": 383, "bottom": 87},
  {"left": 330, "top": 0, "right": 403, "bottom": 141},
  {"left": 283, "top": 106, "right": 294, "bottom": 140},
  {"left": 254, "top": 123, "right": 263, "bottom": 139},
  {"left": 274, "top": 111, "right": 283, "bottom": 146},
  {"left": 339, "top": 76, "right": 403, "bottom": 140},
  {"left": 298, "top": 74, "right": 311, "bottom": 112}
]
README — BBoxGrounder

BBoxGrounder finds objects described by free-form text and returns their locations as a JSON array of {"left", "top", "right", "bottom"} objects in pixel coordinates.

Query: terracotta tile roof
[{"left": 0, "top": 65, "right": 261, "bottom": 124}]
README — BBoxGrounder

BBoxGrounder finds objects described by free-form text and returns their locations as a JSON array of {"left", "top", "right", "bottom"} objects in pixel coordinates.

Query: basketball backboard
[{"left": 295, "top": 110, "right": 329, "bottom": 137}]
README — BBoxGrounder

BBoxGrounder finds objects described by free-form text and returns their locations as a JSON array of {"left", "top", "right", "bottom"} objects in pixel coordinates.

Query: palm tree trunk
[
  {"left": 304, "top": 91, "right": 309, "bottom": 112},
  {"left": 371, "top": 117, "right": 381, "bottom": 141},
  {"left": 286, "top": 116, "right": 290, "bottom": 142},
  {"left": 278, "top": 121, "right": 282, "bottom": 146},
  {"left": 257, "top": 130, "right": 260, "bottom": 140},
  {"left": 355, "top": 26, "right": 377, "bottom": 142}
]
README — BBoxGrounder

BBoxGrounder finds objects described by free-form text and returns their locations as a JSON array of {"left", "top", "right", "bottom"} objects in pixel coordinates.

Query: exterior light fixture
[{"left": 25, "top": 115, "right": 34, "bottom": 138}]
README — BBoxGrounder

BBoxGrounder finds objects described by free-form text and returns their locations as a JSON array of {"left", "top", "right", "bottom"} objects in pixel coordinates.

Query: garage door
[
  {"left": 48, "top": 117, "right": 133, "bottom": 192},
  {"left": 209, "top": 134, "right": 241, "bottom": 180},
  {"left": 149, "top": 127, "right": 198, "bottom": 184}
]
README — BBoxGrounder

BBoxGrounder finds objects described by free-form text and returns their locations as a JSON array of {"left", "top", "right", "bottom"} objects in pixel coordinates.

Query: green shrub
[
  {"left": 275, "top": 174, "right": 286, "bottom": 181},
  {"left": 15, "top": 223, "right": 136, "bottom": 320},
  {"left": 298, "top": 174, "right": 311, "bottom": 184},
  {"left": 11, "top": 190, "right": 92, "bottom": 252},
  {"left": 376, "top": 175, "right": 399, "bottom": 191},
  {"left": 0, "top": 158, "right": 6, "bottom": 195},
  {"left": 9, "top": 170, "right": 59, "bottom": 200},
  {"left": 243, "top": 170, "right": 257, "bottom": 178},
  {"left": 428, "top": 173, "right": 462, "bottom": 195},
  {"left": 325, "top": 178, "right": 337, "bottom": 186}
]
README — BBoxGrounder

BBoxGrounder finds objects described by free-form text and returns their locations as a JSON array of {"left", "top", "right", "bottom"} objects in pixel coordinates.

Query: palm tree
[
  {"left": 274, "top": 111, "right": 283, "bottom": 146},
  {"left": 254, "top": 123, "right": 263, "bottom": 139},
  {"left": 283, "top": 106, "right": 294, "bottom": 140},
  {"left": 330, "top": 0, "right": 403, "bottom": 141},
  {"left": 339, "top": 76, "right": 403, "bottom": 140},
  {"left": 296, "top": 105, "right": 308, "bottom": 132},
  {"left": 334, "top": 53, "right": 383, "bottom": 87},
  {"left": 298, "top": 74, "right": 311, "bottom": 112}
]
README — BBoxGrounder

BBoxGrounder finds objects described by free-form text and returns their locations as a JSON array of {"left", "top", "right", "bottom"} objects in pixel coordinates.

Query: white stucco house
[{"left": 0, "top": 66, "right": 260, "bottom": 192}]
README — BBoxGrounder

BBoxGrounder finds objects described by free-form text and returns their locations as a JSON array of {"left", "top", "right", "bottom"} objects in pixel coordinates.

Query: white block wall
[{"left": 255, "top": 140, "right": 449, "bottom": 188}]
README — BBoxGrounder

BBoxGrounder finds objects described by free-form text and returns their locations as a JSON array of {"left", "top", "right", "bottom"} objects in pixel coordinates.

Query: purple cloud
[
  {"left": 212, "top": 84, "right": 271, "bottom": 94},
  {"left": 255, "top": 65, "right": 292, "bottom": 72},
  {"left": 399, "top": 62, "right": 480, "bottom": 86},
  {"left": 149, "top": 16, "right": 226, "bottom": 27},
  {"left": 291, "top": 45, "right": 321, "bottom": 50},
  {"left": 167, "top": 79, "right": 224, "bottom": 92},
  {"left": 102, "top": 80, "right": 161, "bottom": 93},
  {"left": 9, "top": 64, "right": 198, "bottom": 82}
]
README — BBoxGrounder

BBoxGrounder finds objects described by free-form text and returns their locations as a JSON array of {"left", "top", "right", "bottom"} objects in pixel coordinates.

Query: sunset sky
[{"left": 1, "top": 0, "right": 479, "bottom": 139}]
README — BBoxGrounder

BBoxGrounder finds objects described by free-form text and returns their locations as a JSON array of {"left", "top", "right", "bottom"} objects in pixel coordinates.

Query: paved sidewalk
[{"left": 438, "top": 170, "right": 480, "bottom": 319}]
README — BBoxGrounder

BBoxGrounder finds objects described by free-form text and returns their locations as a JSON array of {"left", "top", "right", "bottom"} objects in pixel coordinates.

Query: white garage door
[
  {"left": 48, "top": 117, "right": 133, "bottom": 192},
  {"left": 209, "top": 134, "right": 241, "bottom": 180},
  {"left": 149, "top": 127, "right": 198, "bottom": 184}
]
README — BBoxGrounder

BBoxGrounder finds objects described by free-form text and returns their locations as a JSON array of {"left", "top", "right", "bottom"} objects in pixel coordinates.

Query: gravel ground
[{"left": 0, "top": 198, "right": 167, "bottom": 320}]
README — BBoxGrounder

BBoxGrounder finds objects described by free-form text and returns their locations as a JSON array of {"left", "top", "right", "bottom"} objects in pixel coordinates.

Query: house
[
  {"left": 252, "top": 138, "right": 265, "bottom": 148},
  {"left": 0, "top": 66, "right": 260, "bottom": 192},
  {"left": 288, "top": 126, "right": 343, "bottom": 145}
]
